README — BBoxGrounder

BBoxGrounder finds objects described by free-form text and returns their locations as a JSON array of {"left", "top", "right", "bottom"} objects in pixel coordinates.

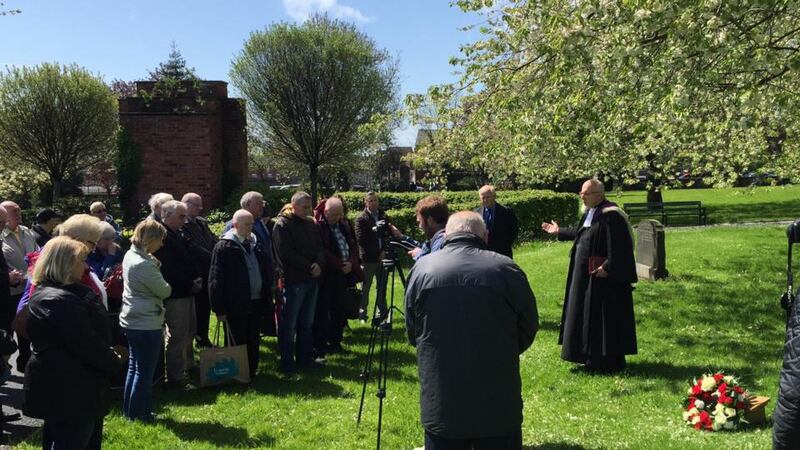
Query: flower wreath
[{"left": 683, "top": 372, "right": 749, "bottom": 431}]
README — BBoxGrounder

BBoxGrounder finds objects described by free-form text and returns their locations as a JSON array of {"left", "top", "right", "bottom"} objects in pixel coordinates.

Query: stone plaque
[{"left": 635, "top": 219, "right": 668, "bottom": 281}]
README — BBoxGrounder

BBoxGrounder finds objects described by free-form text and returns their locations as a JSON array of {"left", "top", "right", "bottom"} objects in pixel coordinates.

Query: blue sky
[{"left": 0, "top": 0, "right": 483, "bottom": 146}]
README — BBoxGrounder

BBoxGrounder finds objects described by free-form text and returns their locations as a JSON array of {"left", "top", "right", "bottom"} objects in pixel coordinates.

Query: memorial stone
[{"left": 636, "top": 219, "right": 668, "bottom": 281}]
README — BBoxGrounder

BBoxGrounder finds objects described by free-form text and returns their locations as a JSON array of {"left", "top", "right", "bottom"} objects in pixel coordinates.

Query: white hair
[
  {"left": 445, "top": 211, "right": 487, "bottom": 237},
  {"left": 161, "top": 200, "right": 186, "bottom": 219},
  {"left": 148, "top": 192, "right": 174, "bottom": 213},
  {"left": 240, "top": 191, "right": 263, "bottom": 208},
  {"left": 89, "top": 201, "right": 106, "bottom": 213},
  {"left": 98, "top": 221, "right": 117, "bottom": 239},
  {"left": 324, "top": 197, "right": 343, "bottom": 211}
]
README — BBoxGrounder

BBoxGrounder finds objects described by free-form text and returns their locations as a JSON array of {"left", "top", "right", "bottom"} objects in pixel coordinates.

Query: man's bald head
[
  {"left": 0, "top": 201, "right": 21, "bottom": 230},
  {"left": 233, "top": 209, "right": 255, "bottom": 240},
  {"left": 579, "top": 179, "right": 606, "bottom": 208},
  {"left": 324, "top": 197, "right": 344, "bottom": 224}
]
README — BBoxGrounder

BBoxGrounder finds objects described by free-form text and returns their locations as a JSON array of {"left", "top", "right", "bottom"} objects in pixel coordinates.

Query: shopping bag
[{"left": 199, "top": 320, "right": 250, "bottom": 387}]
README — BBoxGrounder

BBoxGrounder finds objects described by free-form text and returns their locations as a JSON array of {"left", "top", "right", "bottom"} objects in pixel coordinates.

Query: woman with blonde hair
[
  {"left": 24, "top": 236, "right": 121, "bottom": 449},
  {"left": 119, "top": 219, "right": 171, "bottom": 422},
  {"left": 14, "top": 214, "right": 105, "bottom": 372}
]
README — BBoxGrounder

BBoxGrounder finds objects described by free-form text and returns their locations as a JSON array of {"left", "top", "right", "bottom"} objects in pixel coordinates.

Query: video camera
[{"left": 781, "top": 220, "right": 800, "bottom": 314}]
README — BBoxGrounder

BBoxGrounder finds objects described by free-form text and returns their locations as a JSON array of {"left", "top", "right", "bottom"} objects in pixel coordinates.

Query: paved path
[{"left": 0, "top": 351, "right": 42, "bottom": 448}]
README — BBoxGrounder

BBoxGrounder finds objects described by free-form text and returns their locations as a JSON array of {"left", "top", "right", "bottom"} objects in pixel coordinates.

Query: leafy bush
[{"left": 342, "top": 190, "right": 579, "bottom": 242}]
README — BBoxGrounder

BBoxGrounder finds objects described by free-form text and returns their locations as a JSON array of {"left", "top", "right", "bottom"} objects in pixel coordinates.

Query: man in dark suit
[
  {"left": 354, "top": 192, "right": 389, "bottom": 320},
  {"left": 475, "top": 185, "right": 519, "bottom": 258}
]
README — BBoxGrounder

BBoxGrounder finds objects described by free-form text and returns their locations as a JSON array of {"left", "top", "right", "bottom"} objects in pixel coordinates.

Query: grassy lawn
[
  {"left": 606, "top": 184, "right": 800, "bottom": 225},
  {"left": 18, "top": 225, "right": 788, "bottom": 449}
]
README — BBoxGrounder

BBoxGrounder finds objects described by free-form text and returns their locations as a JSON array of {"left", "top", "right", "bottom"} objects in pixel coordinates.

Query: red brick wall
[{"left": 119, "top": 81, "right": 246, "bottom": 213}]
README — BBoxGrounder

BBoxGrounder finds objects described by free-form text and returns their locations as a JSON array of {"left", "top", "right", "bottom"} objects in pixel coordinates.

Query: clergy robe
[{"left": 556, "top": 199, "right": 638, "bottom": 365}]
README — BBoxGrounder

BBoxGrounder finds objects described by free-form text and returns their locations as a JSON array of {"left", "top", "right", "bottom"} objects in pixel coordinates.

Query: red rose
[
  {"left": 694, "top": 421, "right": 702, "bottom": 430},
  {"left": 718, "top": 383, "right": 728, "bottom": 393},
  {"left": 734, "top": 386, "right": 743, "bottom": 394},
  {"left": 723, "top": 397, "right": 734, "bottom": 405},
  {"left": 700, "top": 411, "right": 709, "bottom": 421},
  {"left": 714, "top": 373, "right": 724, "bottom": 382},
  {"left": 736, "top": 401, "right": 745, "bottom": 409},
  {"left": 692, "top": 385, "right": 702, "bottom": 395}
]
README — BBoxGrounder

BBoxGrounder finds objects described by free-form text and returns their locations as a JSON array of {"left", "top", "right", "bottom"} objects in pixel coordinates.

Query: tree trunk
[
  {"left": 309, "top": 165, "right": 319, "bottom": 205},
  {"left": 646, "top": 186, "right": 663, "bottom": 204},
  {"left": 51, "top": 176, "right": 63, "bottom": 205}
]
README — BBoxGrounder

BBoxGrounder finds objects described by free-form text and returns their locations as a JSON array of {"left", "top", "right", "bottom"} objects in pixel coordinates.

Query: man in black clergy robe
[{"left": 541, "top": 179, "right": 637, "bottom": 372}]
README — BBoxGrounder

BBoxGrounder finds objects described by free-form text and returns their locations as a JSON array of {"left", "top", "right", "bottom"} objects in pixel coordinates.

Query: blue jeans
[
  {"left": 279, "top": 280, "right": 318, "bottom": 371},
  {"left": 123, "top": 328, "right": 163, "bottom": 421}
]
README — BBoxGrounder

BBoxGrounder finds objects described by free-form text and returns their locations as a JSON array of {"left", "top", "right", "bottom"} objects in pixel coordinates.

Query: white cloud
[{"left": 282, "top": 0, "right": 372, "bottom": 23}]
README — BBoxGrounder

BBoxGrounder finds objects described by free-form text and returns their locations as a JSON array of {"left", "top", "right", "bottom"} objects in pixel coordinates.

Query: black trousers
[
  {"left": 194, "top": 284, "right": 211, "bottom": 343},
  {"left": 424, "top": 429, "right": 522, "bottom": 450},
  {"left": 313, "top": 272, "right": 347, "bottom": 357},
  {"left": 225, "top": 301, "right": 262, "bottom": 379},
  {"left": 5, "top": 294, "right": 31, "bottom": 371}
]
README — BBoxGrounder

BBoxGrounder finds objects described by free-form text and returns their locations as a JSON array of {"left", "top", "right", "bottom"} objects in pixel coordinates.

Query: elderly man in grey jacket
[{"left": 405, "top": 211, "right": 538, "bottom": 450}]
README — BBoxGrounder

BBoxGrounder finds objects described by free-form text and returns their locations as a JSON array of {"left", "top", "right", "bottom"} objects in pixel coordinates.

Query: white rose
[
  {"left": 723, "top": 376, "right": 734, "bottom": 384},
  {"left": 714, "top": 413, "right": 727, "bottom": 425},
  {"left": 691, "top": 416, "right": 701, "bottom": 425},
  {"left": 701, "top": 376, "right": 717, "bottom": 392},
  {"left": 724, "top": 420, "right": 735, "bottom": 430},
  {"left": 694, "top": 400, "right": 705, "bottom": 410},
  {"left": 725, "top": 407, "right": 736, "bottom": 416},
  {"left": 712, "top": 422, "right": 721, "bottom": 431}
]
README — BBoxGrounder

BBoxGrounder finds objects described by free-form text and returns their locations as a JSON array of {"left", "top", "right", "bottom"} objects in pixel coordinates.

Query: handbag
[
  {"left": 342, "top": 286, "right": 362, "bottom": 320},
  {"left": 199, "top": 320, "right": 250, "bottom": 387}
]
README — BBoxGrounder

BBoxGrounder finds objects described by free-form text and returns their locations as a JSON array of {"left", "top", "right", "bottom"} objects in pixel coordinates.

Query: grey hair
[
  {"left": 239, "top": 191, "right": 263, "bottom": 208},
  {"left": 161, "top": 200, "right": 186, "bottom": 219},
  {"left": 445, "top": 211, "right": 487, "bottom": 237},
  {"left": 89, "top": 201, "right": 106, "bottom": 213},
  {"left": 148, "top": 192, "right": 174, "bottom": 213},
  {"left": 589, "top": 178, "right": 606, "bottom": 193},
  {"left": 478, "top": 185, "right": 495, "bottom": 196},
  {"left": 98, "top": 221, "right": 117, "bottom": 239},
  {"left": 291, "top": 191, "right": 311, "bottom": 205},
  {"left": 325, "top": 197, "right": 343, "bottom": 211}
]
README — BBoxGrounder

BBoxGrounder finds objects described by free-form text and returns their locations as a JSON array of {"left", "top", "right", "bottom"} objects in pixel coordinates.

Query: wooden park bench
[{"left": 623, "top": 201, "right": 707, "bottom": 226}]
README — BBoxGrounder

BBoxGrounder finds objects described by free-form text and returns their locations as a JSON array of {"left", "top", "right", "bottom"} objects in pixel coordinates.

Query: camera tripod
[{"left": 357, "top": 247, "right": 408, "bottom": 450}]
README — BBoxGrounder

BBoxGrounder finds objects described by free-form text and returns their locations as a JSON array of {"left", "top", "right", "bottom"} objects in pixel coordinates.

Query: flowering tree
[{"left": 407, "top": 0, "right": 800, "bottom": 201}]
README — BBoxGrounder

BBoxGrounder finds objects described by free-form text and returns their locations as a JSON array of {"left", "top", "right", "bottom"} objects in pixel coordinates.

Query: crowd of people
[{"left": 0, "top": 179, "right": 651, "bottom": 450}]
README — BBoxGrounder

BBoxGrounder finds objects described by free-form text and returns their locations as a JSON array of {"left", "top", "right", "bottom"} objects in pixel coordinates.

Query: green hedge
[{"left": 343, "top": 190, "right": 579, "bottom": 242}]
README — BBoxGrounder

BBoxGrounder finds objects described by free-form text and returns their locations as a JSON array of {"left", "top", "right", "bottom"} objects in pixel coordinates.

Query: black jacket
[
  {"left": 24, "top": 283, "right": 120, "bottom": 421},
  {"left": 31, "top": 225, "right": 53, "bottom": 248},
  {"left": 405, "top": 233, "right": 539, "bottom": 439},
  {"left": 183, "top": 216, "right": 217, "bottom": 277},
  {"left": 153, "top": 223, "right": 200, "bottom": 299},
  {"left": 475, "top": 202, "right": 519, "bottom": 258},
  {"left": 774, "top": 294, "right": 800, "bottom": 449},
  {"left": 354, "top": 208, "right": 388, "bottom": 263},
  {"left": 209, "top": 231, "right": 274, "bottom": 317},
  {"left": 319, "top": 217, "right": 363, "bottom": 283},
  {"left": 272, "top": 211, "right": 325, "bottom": 284}
]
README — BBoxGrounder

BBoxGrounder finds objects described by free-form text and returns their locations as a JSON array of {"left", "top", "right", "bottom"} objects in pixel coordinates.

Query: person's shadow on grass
[{"left": 160, "top": 417, "right": 275, "bottom": 448}]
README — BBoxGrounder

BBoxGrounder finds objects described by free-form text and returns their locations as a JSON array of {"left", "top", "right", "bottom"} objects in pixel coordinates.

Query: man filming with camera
[
  {"left": 405, "top": 211, "right": 538, "bottom": 450},
  {"left": 355, "top": 192, "right": 394, "bottom": 320}
]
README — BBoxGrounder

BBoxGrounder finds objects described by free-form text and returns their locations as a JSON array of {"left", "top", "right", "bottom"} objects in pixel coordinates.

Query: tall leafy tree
[
  {"left": 0, "top": 63, "right": 119, "bottom": 202},
  {"left": 231, "top": 15, "right": 400, "bottom": 202},
  {"left": 407, "top": 0, "right": 800, "bottom": 201}
]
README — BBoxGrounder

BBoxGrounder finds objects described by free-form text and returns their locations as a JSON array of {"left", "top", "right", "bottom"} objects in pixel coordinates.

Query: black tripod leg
[
  {"left": 358, "top": 307, "right": 380, "bottom": 423},
  {"left": 376, "top": 315, "right": 391, "bottom": 450}
]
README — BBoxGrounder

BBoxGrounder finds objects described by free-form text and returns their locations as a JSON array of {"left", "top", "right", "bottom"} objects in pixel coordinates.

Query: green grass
[
  {"left": 606, "top": 184, "right": 800, "bottom": 225},
  {"left": 18, "top": 225, "right": 788, "bottom": 449}
]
